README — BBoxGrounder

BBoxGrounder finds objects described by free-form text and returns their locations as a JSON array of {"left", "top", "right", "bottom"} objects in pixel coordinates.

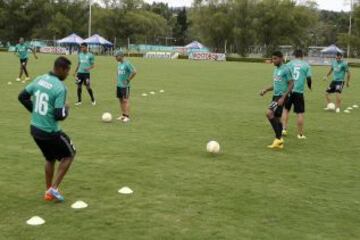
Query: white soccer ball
[
  {"left": 206, "top": 141, "right": 220, "bottom": 154},
  {"left": 102, "top": 112, "right": 112, "bottom": 123},
  {"left": 327, "top": 103, "right": 336, "bottom": 111}
]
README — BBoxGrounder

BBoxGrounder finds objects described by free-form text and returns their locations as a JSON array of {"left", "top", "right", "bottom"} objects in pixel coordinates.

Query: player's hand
[
  {"left": 259, "top": 89, "right": 266, "bottom": 96},
  {"left": 277, "top": 97, "right": 285, "bottom": 106}
]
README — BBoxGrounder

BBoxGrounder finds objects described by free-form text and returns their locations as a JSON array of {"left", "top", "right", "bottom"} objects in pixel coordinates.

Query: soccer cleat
[
  {"left": 267, "top": 138, "right": 284, "bottom": 149},
  {"left": 117, "top": 116, "right": 126, "bottom": 121},
  {"left": 44, "top": 191, "right": 54, "bottom": 201},
  {"left": 297, "top": 134, "right": 307, "bottom": 140},
  {"left": 16, "top": 78, "right": 21, "bottom": 82},
  {"left": 91, "top": 101, "right": 96, "bottom": 106},
  {"left": 25, "top": 77, "right": 30, "bottom": 81},
  {"left": 336, "top": 108, "right": 340, "bottom": 113},
  {"left": 75, "top": 102, "right": 82, "bottom": 106},
  {"left": 282, "top": 129, "right": 288, "bottom": 136},
  {"left": 48, "top": 188, "right": 64, "bottom": 202},
  {"left": 122, "top": 117, "right": 130, "bottom": 123}
]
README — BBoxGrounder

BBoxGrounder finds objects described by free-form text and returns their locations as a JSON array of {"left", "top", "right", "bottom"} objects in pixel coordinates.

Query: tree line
[{"left": 0, "top": 0, "right": 359, "bottom": 56}]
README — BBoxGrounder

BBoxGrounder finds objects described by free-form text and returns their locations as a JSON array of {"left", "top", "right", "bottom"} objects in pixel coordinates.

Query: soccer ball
[
  {"left": 327, "top": 103, "right": 336, "bottom": 111},
  {"left": 102, "top": 112, "right": 112, "bottom": 123},
  {"left": 206, "top": 141, "right": 220, "bottom": 154}
]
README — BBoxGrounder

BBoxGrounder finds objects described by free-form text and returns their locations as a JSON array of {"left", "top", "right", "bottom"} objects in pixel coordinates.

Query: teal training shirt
[
  {"left": 287, "top": 59, "right": 312, "bottom": 94},
  {"left": 25, "top": 73, "right": 67, "bottom": 133},
  {"left": 273, "top": 64, "right": 292, "bottom": 96},
  {"left": 331, "top": 60, "right": 348, "bottom": 82}
]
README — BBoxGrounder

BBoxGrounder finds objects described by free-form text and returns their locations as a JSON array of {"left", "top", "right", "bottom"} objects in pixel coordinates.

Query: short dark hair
[
  {"left": 336, "top": 52, "right": 343, "bottom": 57},
  {"left": 293, "top": 49, "right": 303, "bottom": 58},
  {"left": 54, "top": 57, "right": 71, "bottom": 69},
  {"left": 81, "top": 42, "right": 88, "bottom": 47},
  {"left": 272, "top": 51, "right": 283, "bottom": 58}
]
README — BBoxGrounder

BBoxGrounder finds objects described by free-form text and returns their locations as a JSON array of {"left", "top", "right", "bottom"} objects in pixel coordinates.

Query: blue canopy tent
[
  {"left": 84, "top": 34, "right": 113, "bottom": 46},
  {"left": 57, "top": 33, "right": 84, "bottom": 45},
  {"left": 321, "top": 44, "right": 344, "bottom": 55}
]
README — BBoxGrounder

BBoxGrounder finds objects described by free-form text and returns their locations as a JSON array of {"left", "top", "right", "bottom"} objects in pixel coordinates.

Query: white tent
[
  {"left": 321, "top": 44, "right": 344, "bottom": 54},
  {"left": 57, "top": 33, "right": 84, "bottom": 45},
  {"left": 185, "top": 41, "right": 206, "bottom": 49}
]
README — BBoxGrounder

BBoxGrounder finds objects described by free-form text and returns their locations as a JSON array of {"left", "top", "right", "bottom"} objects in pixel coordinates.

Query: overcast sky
[{"left": 143, "top": 0, "right": 351, "bottom": 11}]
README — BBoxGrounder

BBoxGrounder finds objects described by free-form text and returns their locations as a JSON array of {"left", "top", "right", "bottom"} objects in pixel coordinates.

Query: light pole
[
  {"left": 347, "top": 0, "right": 353, "bottom": 58},
  {"left": 88, "top": 0, "right": 92, "bottom": 38}
]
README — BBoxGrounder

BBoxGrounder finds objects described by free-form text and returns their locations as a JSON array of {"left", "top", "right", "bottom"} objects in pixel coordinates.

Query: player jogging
[
  {"left": 282, "top": 49, "right": 312, "bottom": 139},
  {"left": 260, "top": 51, "right": 294, "bottom": 149},
  {"left": 115, "top": 51, "right": 137, "bottom": 123},
  {"left": 15, "top": 37, "right": 38, "bottom": 82},
  {"left": 18, "top": 57, "right": 76, "bottom": 202},
  {"left": 323, "top": 52, "right": 350, "bottom": 113},
  {"left": 74, "top": 43, "right": 96, "bottom": 106}
]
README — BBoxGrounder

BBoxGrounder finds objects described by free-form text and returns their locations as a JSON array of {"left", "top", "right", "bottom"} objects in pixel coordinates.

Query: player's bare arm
[
  {"left": 260, "top": 86, "right": 273, "bottom": 96},
  {"left": 32, "top": 48, "right": 38, "bottom": 59},
  {"left": 346, "top": 70, "right": 351, "bottom": 87},
  {"left": 324, "top": 68, "right": 333, "bottom": 80}
]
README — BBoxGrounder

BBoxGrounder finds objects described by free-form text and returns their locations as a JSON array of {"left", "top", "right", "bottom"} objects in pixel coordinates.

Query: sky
[{"left": 143, "top": 0, "right": 351, "bottom": 12}]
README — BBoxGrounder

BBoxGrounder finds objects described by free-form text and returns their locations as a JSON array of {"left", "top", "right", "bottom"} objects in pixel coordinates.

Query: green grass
[{"left": 0, "top": 52, "right": 359, "bottom": 240}]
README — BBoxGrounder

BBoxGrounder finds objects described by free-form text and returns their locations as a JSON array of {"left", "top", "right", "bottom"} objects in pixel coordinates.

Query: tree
[{"left": 173, "top": 8, "right": 188, "bottom": 45}]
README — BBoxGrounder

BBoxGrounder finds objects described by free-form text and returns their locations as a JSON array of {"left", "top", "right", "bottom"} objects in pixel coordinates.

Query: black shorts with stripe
[
  {"left": 326, "top": 81, "right": 344, "bottom": 94},
  {"left": 76, "top": 73, "right": 91, "bottom": 86},
  {"left": 31, "top": 126, "right": 76, "bottom": 162},
  {"left": 20, "top": 58, "right": 28, "bottom": 64},
  {"left": 285, "top": 92, "right": 305, "bottom": 113},
  {"left": 117, "top": 87, "right": 130, "bottom": 99}
]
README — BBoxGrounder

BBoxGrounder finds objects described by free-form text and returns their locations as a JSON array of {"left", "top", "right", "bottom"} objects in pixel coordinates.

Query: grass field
[{"left": 0, "top": 52, "right": 360, "bottom": 240}]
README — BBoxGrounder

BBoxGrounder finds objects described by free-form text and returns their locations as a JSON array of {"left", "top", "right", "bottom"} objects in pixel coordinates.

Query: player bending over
[
  {"left": 115, "top": 51, "right": 137, "bottom": 123},
  {"left": 15, "top": 37, "right": 38, "bottom": 82},
  {"left": 18, "top": 57, "right": 76, "bottom": 202},
  {"left": 74, "top": 43, "right": 96, "bottom": 106},
  {"left": 260, "top": 51, "right": 294, "bottom": 149},
  {"left": 323, "top": 52, "right": 351, "bottom": 113},
  {"left": 282, "top": 49, "right": 312, "bottom": 139}
]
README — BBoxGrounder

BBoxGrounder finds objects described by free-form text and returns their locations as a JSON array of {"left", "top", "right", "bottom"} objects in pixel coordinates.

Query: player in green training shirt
[
  {"left": 115, "top": 51, "right": 137, "bottom": 123},
  {"left": 260, "top": 51, "right": 294, "bottom": 150},
  {"left": 74, "top": 43, "right": 96, "bottom": 106},
  {"left": 282, "top": 50, "right": 312, "bottom": 139},
  {"left": 18, "top": 57, "right": 75, "bottom": 202},
  {"left": 323, "top": 52, "right": 351, "bottom": 113},
  {"left": 14, "top": 37, "right": 38, "bottom": 82}
]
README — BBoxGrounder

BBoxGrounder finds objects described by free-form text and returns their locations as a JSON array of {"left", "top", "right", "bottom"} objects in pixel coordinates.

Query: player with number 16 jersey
[{"left": 18, "top": 57, "right": 76, "bottom": 203}]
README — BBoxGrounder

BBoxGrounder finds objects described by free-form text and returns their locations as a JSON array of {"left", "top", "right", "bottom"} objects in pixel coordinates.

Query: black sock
[
  {"left": 123, "top": 114, "right": 129, "bottom": 118},
  {"left": 77, "top": 87, "right": 82, "bottom": 102},
  {"left": 269, "top": 118, "right": 282, "bottom": 139},
  {"left": 87, "top": 88, "right": 95, "bottom": 102}
]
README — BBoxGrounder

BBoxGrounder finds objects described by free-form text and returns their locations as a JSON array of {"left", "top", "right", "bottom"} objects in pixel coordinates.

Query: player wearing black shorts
[
  {"left": 323, "top": 52, "right": 351, "bottom": 113},
  {"left": 260, "top": 51, "right": 294, "bottom": 149},
  {"left": 282, "top": 50, "right": 312, "bottom": 139},
  {"left": 115, "top": 51, "right": 137, "bottom": 123},
  {"left": 15, "top": 37, "right": 38, "bottom": 82},
  {"left": 18, "top": 57, "right": 75, "bottom": 202},
  {"left": 74, "top": 43, "right": 96, "bottom": 106}
]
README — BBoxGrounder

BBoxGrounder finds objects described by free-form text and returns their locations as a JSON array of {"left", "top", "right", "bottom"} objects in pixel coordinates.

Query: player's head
[
  {"left": 53, "top": 57, "right": 72, "bottom": 81},
  {"left": 115, "top": 50, "right": 124, "bottom": 62},
  {"left": 272, "top": 51, "right": 283, "bottom": 66},
  {"left": 19, "top": 37, "right": 24, "bottom": 44},
  {"left": 336, "top": 52, "right": 343, "bottom": 61},
  {"left": 293, "top": 49, "right": 303, "bottom": 59},
  {"left": 80, "top": 43, "right": 88, "bottom": 52}
]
